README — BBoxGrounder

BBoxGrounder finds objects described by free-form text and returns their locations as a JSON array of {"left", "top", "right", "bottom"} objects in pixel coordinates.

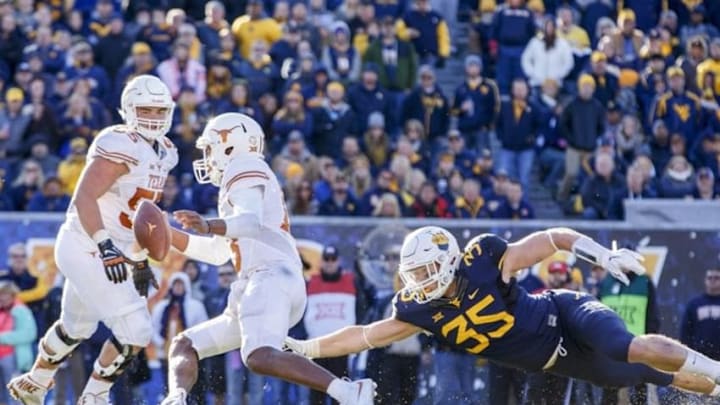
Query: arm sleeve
[
  {"left": 395, "top": 19, "right": 410, "bottom": 41},
  {"left": 180, "top": 234, "right": 234, "bottom": 266},
  {"left": 223, "top": 185, "right": 265, "bottom": 240},
  {"left": 437, "top": 20, "right": 451, "bottom": 58},
  {"left": 17, "top": 276, "right": 49, "bottom": 304}
]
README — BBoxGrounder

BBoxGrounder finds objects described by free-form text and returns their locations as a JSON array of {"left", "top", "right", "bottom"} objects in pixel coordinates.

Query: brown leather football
[{"left": 133, "top": 200, "right": 171, "bottom": 261}]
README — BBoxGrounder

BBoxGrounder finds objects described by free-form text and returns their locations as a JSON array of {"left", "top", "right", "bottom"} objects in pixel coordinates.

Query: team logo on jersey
[
  {"left": 212, "top": 125, "right": 244, "bottom": 143},
  {"left": 431, "top": 232, "right": 449, "bottom": 251},
  {"left": 432, "top": 312, "right": 445, "bottom": 323}
]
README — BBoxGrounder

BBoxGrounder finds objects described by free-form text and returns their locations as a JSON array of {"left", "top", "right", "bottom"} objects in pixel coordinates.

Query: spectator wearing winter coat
[
  {"left": 312, "top": 82, "right": 358, "bottom": 157},
  {"left": 557, "top": 74, "right": 605, "bottom": 200},
  {"left": 454, "top": 178, "right": 489, "bottom": 219},
  {"left": 152, "top": 272, "right": 208, "bottom": 396},
  {"left": 27, "top": 177, "right": 70, "bottom": 212},
  {"left": 0, "top": 280, "right": 37, "bottom": 404},
  {"left": 230, "top": 0, "right": 282, "bottom": 59},
  {"left": 395, "top": 0, "right": 451, "bottom": 67},
  {"left": 271, "top": 91, "right": 314, "bottom": 154},
  {"left": 521, "top": 19, "right": 574, "bottom": 88},
  {"left": 608, "top": 164, "right": 658, "bottom": 220},
  {"left": 651, "top": 67, "right": 704, "bottom": 147},
  {"left": 318, "top": 173, "right": 359, "bottom": 217},
  {"left": 0, "top": 87, "right": 32, "bottom": 158},
  {"left": 495, "top": 79, "right": 542, "bottom": 191},
  {"left": 157, "top": 42, "right": 207, "bottom": 103},
  {"left": 322, "top": 21, "right": 362, "bottom": 85},
  {"left": 402, "top": 65, "right": 449, "bottom": 147},
  {"left": 238, "top": 40, "right": 281, "bottom": 102},
  {"left": 363, "top": 16, "right": 418, "bottom": 92},
  {"left": 0, "top": 281, "right": 36, "bottom": 371},
  {"left": 348, "top": 64, "right": 394, "bottom": 134},
  {"left": 494, "top": 179, "right": 535, "bottom": 219},
  {"left": 452, "top": 55, "right": 500, "bottom": 151},
  {"left": 659, "top": 155, "right": 695, "bottom": 198},
  {"left": 580, "top": 152, "right": 625, "bottom": 219},
  {"left": 409, "top": 182, "right": 453, "bottom": 218},
  {"left": 586, "top": 51, "right": 619, "bottom": 108},
  {"left": 491, "top": 0, "right": 537, "bottom": 94},
  {"left": 615, "top": 115, "right": 645, "bottom": 165}
]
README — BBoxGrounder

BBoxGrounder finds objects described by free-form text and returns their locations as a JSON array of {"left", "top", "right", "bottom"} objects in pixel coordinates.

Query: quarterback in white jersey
[
  {"left": 8, "top": 75, "right": 176, "bottom": 405},
  {"left": 161, "top": 113, "right": 374, "bottom": 405}
]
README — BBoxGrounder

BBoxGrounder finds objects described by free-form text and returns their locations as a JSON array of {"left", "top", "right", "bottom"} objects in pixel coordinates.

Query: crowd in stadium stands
[{"left": 0, "top": 0, "right": 717, "bottom": 223}]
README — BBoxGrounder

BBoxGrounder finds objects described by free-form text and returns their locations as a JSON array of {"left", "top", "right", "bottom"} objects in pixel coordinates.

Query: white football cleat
[
  {"left": 7, "top": 373, "right": 51, "bottom": 405},
  {"left": 342, "top": 378, "right": 376, "bottom": 405},
  {"left": 77, "top": 392, "right": 111, "bottom": 405},
  {"left": 160, "top": 388, "right": 188, "bottom": 405}
]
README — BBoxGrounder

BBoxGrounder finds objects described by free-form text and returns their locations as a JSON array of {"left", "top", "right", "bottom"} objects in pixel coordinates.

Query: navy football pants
[{"left": 547, "top": 290, "right": 674, "bottom": 388}]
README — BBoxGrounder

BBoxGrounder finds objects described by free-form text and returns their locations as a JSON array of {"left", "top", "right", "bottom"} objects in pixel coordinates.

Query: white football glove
[
  {"left": 283, "top": 337, "right": 320, "bottom": 359},
  {"left": 572, "top": 237, "right": 646, "bottom": 286},
  {"left": 602, "top": 247, "right": 646, "bottom": 286}
]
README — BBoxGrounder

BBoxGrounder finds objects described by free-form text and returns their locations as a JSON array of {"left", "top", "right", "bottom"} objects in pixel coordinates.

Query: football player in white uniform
[
  {"left": 162, "top": 112, "right": 375, "bottom": 405},
  {"left": 7, "top": 75, "right": 177, "bottom": 405}
]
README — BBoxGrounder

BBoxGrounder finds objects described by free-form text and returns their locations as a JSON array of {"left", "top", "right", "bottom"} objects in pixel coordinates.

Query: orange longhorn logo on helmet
[{"left": 211, "top": 125, "right": 244, "bottom": 143}]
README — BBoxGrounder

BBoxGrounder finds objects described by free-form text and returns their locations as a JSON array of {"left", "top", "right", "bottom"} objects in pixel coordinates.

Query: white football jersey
[
  {"left": 218, "top": 157, "right": 301, "bottom": 273},
  {"left": 64, "top": 125, "right": 178, "bottom": 250}
]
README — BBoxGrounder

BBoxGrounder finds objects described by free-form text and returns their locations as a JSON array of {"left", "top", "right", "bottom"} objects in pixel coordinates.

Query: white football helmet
[
  {"left": 119, "top": 75, "right": 174, "bottom": 141},
  {"left": 193, "top": 112, "right": 265, "bottom": 186},
  {"left": 398, "top": 226, "right": 461, "bottom": 304}
]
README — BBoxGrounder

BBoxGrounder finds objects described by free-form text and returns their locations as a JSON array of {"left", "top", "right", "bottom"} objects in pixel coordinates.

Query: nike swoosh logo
[{"left": 468, "top": 289, "right": 479, "bottom": 300}]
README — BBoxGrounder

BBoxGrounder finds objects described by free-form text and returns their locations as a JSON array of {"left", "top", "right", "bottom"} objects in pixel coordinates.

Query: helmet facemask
[
  {"left": 193, "top": 139, "right": 239, "bottom": 187},
  {"left": 122, "top": 104, "right": 174, "bottom": 141},
  {"left": 399, "top": 254, "right": 458, "bottom": 304}
]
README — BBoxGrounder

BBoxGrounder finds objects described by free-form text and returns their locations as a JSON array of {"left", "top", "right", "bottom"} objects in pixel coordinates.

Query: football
[{"left": 133, "top": 200, "right": 172, "bottom": 261}]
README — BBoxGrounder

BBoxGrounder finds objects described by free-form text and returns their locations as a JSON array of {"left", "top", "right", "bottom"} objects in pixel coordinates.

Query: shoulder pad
[
  {"left": 88, "top": 126, "right": 140, "bottom": 166},
  {"left": 221, "top": 158, "right": 271, "bottom": 193}
]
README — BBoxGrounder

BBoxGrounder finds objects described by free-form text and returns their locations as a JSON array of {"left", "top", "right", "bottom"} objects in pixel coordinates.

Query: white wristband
[
  {"left": 303, "top": 339, "right": 321, "bottom": 358},
  {"left": 91, "top": 229, "right": 111, "bottom": 244}
]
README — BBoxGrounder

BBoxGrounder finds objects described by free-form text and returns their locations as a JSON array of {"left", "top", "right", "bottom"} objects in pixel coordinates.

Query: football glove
[
  {"left": 97, "top": 239, "right": 128, "bottom": 284},
  {"left": 132, "top": 258, "right": 159, "bottom": 297},
  {"left": 572, "top": 237, "right": 645, "bottom": 286}
]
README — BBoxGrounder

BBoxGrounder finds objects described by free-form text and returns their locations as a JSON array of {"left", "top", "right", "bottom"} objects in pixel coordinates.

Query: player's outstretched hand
[
  {"left": 604, "top": 247, "right": 646, "bottom": 286},
  {"left": 283, "top": 336, "right": 320, "bottom": 359},
  {"left": 132, "top": 258, "right": 159, "bottom": 297},
  {"left": 97, "top": 239, "right": 128, "bottom": 284},
  {"left": 173, "top": 210, "right": 209, "bottom": 234}
]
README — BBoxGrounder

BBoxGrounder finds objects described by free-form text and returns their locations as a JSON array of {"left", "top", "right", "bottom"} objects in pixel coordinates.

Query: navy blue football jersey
[{"left": 393, "top": 234, "right": 562, "bottom": 371}]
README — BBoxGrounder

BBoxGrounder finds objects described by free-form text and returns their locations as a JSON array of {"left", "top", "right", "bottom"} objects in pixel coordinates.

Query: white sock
[
  {"left": 681, "top": 351, "right": 720, "bottom": 381},
  {"left": 29, "top": 366, "right": 57, "bottom": 387},
  {"left": 711, "top": 385, "right": 720, "bottom": 397},
  {"left": 326, "top": 378, "right": 353, "bottom": 403},
  {"left": 82, "top": 376, "right": 112, "bottom": 399}
]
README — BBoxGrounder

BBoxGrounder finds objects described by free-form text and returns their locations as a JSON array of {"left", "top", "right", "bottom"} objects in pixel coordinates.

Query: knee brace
[
  {"left": 93, "top": 336, "right": 137, "bottom": 381},
  {"left": 39, "top": 322, "right": 82, "bottom": 365}
]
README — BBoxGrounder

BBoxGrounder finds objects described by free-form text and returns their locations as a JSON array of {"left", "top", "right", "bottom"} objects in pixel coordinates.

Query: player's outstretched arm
[
  {"left": 173, "top": 186, "right": 265, "bottom": 240},
  {"left": 286, "top": 317, "right": 421, "bottom": 359},
  {"left": 169, "top": 227, "right": 233, "bottom": 266},
  {"left": 501, "top": 227, "right": 645, "bottom": 285}
]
